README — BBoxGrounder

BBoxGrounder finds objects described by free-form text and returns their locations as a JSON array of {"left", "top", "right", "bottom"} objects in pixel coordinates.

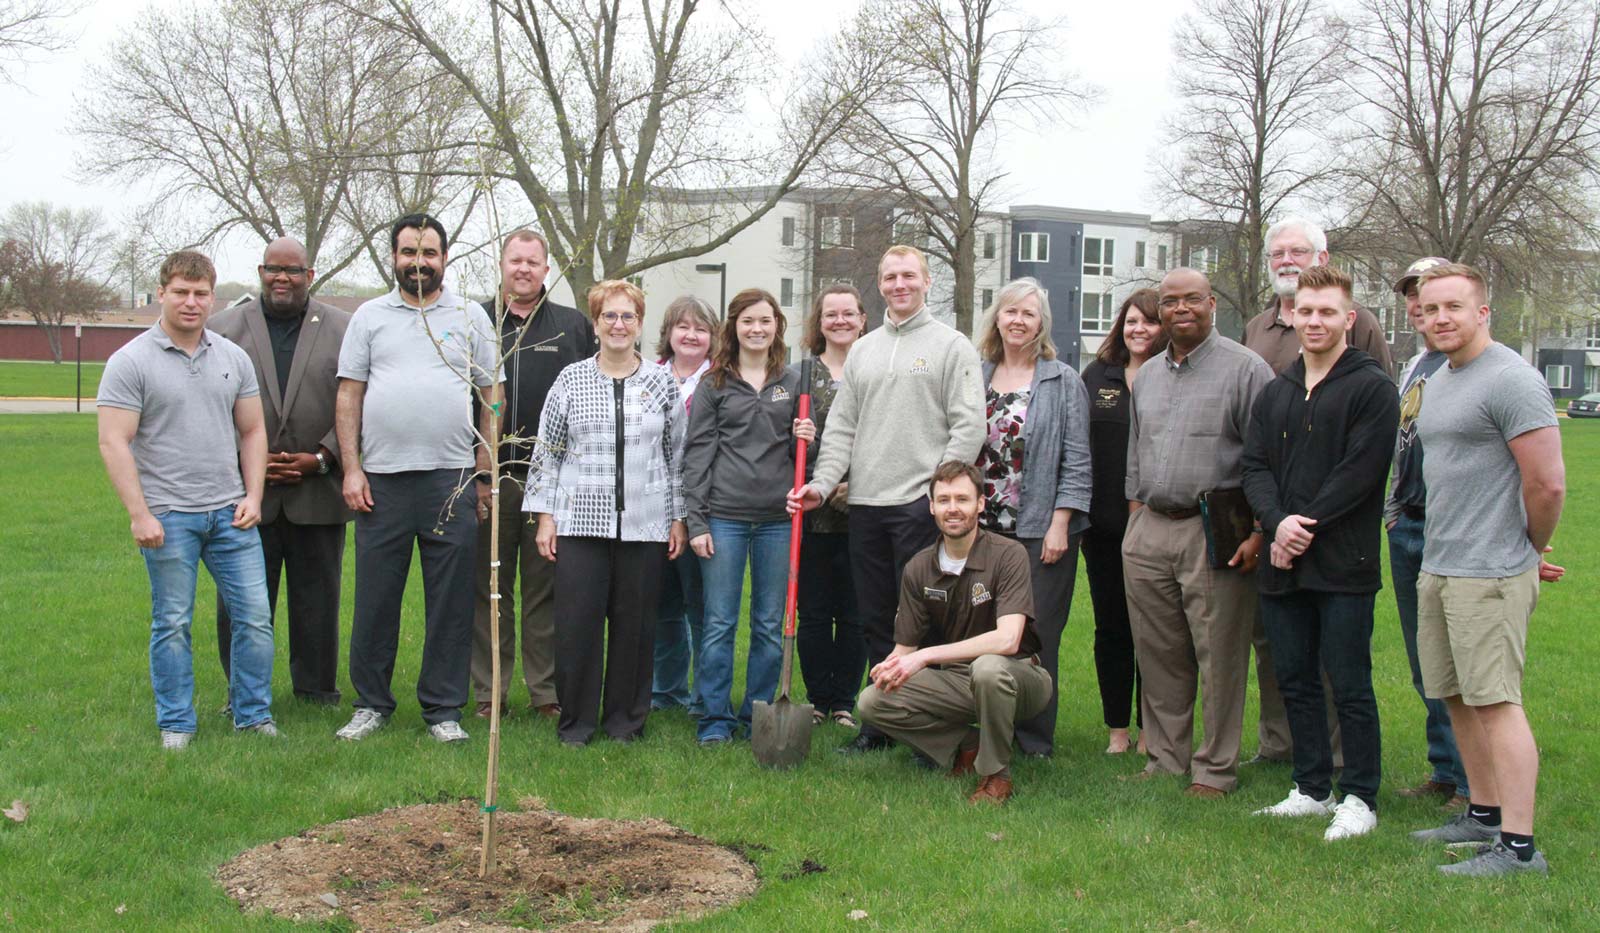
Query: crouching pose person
[{"left": 857, "top": 461, "right": 1048, "bottom": 805}]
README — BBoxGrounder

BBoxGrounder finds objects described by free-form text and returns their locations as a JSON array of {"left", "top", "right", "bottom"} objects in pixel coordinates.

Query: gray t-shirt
[
  {"left": 1418, "top": 342, "right": 1557, "bottom": 578},
  {"left": 97, "top": 323, "right": 259, "bottom": 514},
  {"left": 338, "top": 287, "right": 502, "bottom": 473}
]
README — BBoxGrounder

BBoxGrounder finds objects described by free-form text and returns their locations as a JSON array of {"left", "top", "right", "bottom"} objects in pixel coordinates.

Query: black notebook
[{"left": 1199, "top": 488, "right": 1255, "bottom": 569}]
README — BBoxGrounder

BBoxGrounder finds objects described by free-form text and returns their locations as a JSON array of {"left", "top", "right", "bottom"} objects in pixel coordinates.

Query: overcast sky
[{"left": 0, "top": 0, "right": 1192, "bottom": 283}]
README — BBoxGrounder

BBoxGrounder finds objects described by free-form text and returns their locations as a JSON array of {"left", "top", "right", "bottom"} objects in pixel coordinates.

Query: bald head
[
  {"left": 258, "top": 237, "right": 314, "bottom": 315},
  {"left": 1156, "top": 267, "right": 1216, "bottom": 352}
]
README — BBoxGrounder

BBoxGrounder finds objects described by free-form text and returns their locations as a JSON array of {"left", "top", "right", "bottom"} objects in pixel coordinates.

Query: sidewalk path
[{"left": 0, "top": 398, "right": 91, "bottom": 414}]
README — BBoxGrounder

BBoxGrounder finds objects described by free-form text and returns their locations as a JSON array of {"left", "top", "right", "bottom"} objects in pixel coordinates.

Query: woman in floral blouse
[{"left": 974, "top": 277, "right": 1093, "bottom": 757}]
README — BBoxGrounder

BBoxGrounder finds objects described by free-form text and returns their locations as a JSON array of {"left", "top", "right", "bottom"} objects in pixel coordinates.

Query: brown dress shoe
[
  {"left": 532, "top": 703, "right": 561, "bottom": 719},
  {"left": 1395, "top": 778, "right": 1457, "bottom": 799},
  {"left": 1185, "top": 783, "right": 1226, "bottom": 800},
  {"left": 949, "top": 746, "right": 979, "bottom": 778},
  {"left": 968, "top": 774, "right": 1013, "bottom": 804},
  {"left": 1441, "top": 793, "right": 1469, "bottom": 811},
  {"left": 474, "top": 701, "right": 497, "bottom": 719}
]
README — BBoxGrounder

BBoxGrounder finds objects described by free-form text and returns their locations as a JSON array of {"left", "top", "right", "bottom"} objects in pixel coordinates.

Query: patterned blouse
[
  {"left": 523, "top": 356, "right": 685, "bottom": 542},
  {"left": 802, "top": 358, "right": 851, "bottom": 535},
  {"left": 978, "top": 386, "right": 1029, "bottom": 533}
]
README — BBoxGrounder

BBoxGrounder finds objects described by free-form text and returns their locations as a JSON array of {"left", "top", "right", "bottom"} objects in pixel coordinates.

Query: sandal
[
  {"left": 811, "top": 709, "right": 825, "bottom": 725},
  {"left": 831, "top": 710, "right": 859, "bottom": 730}
]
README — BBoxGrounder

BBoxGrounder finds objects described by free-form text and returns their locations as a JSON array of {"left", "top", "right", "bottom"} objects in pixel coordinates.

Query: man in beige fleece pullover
[{"left": 789, "top": 244, "right": 985, "bottom": 753}]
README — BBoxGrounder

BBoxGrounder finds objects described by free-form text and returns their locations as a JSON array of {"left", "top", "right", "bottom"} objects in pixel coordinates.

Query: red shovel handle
[{"left": 782, "top": 361, "right": 813, "bottom": 639}]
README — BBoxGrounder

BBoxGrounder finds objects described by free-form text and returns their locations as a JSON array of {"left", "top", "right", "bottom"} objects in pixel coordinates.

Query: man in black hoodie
[{"left": 1241, "top": 265, "right": 1399, "bottom": 841}]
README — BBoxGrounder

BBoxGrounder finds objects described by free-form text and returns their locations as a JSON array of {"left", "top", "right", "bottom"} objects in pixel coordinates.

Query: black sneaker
[{"left": 836, "top": 731, "right": 894, "bottom": 754}]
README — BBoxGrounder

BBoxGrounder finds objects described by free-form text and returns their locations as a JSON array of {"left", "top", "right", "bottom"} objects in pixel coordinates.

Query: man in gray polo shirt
[
  {"left": 97, "top": 250, "right": 276, "bottom": 750},
  {"left": 334, "top": 213, "right": 502, "bottom": 743},
  {"left": 1123, "top": 267, "right": 1273, "bottom": 797}
]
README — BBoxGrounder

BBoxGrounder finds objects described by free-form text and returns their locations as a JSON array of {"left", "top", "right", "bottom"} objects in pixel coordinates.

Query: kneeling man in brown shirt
[{"left": 857, "top": 461, "right": 1049, "bottom": 804}]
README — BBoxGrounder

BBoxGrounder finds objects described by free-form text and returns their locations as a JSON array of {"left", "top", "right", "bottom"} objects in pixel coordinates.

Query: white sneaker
[
  {"left": 239, "top": 721, "right": 279, "bottom": 737},
  {"left": 429, "top": 720, "right": 470, "bottom": 743},
  {"left": 336, "top": 708, "right": 387, "bottom": 741},
  {"left": 1253, "top": 786, "right": 1335, "bottom": 817},
  {"left": 160, "top": 730, "right": 193, "bottom": 751},
  {"left": 1325, "top": 795, "right": 1378, "bottom": 840}
]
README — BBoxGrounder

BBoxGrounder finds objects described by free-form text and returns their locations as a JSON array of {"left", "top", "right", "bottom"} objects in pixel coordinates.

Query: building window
[
  {"left": 980, "top": 288, "right": 994, "bottom": 310},
  {"left": 1018, "top": 232, "right": 1050, "bottom": 263},
  {"left": 1157, "top": 244, "right": 1169, "bottom": 270},
  {"left": 1134, "top": 240, "right": 1147, "bottom": 268},
  {"left": 780, "top": 278, "right": 795, "bottom": 308},
  {"left": 821, "top": 215, "right": 854, "bottom": 249},
  {"left": 894, "top": 221, "right": 927, "bottom": 250},
  {"left": 983, "top": 232, "right": 996, "bottom": 260},
  {"left": 781, "top": 216, "right": 795, "bottom": 247},
  {"left": 1379, "top": 306, "right": 1397, "bottom": 343},
  {"left": 1082, "top": 291, "right": 1115, "bottom": 333},
  {"left": 1587, "top": 323, "right": 1600, "bottom": 349},
  {"left": 1188, "top": 245, "right": 1218, "bottom": 273},
  {"left": 1083, "top": 237, "right": 1114, "bottom": 277},
  {"left": 1546, "top": 364, "right": 1571, "bottom": 390},
  {"left": 626, "top": 274, "right": 645, "bottom": 292},
  {"left": 1588, "top": 365, "right": 1599, "bottom": 392}
]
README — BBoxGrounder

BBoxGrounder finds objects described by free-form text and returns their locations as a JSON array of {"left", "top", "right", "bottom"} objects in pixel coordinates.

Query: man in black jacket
[
  {"left": 1241, "top": 265, "right": 1399, "bottom": 841},
  {"left": 472, "top": 229, "right": 596, "bottom": 719}
]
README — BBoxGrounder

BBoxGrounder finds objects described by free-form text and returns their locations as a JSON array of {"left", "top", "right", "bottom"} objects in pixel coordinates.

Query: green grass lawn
[
  {"left": 1, "top": 414, "right": 1596, "bottom": 930},
  {"left": 0, "top": 359, "right": 105, "bottom": 398}
]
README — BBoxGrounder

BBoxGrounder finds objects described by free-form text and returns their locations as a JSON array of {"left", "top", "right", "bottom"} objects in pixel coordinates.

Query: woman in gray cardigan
[{"left": 974, "top": 277, "right": 1093, "bottom": 757}]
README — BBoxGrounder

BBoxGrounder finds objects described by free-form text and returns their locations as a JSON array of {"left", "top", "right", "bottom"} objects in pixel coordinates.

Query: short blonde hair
[
  {"left": 878, "top": 244, "right": 931, "bottom": 279},
  {"left": 976, "top": 277, "right": 1057, "bottom": 363},
  {"left": 586, "top": 279, "right": 646, "bottom": 324},
  {"left": 1418, "top": 262, "right": 1489, "bottom": 306}
]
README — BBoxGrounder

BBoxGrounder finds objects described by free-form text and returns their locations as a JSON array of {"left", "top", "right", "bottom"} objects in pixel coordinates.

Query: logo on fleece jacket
[{"left": 909, "top": 357, "right": 931, "bottom": 375}]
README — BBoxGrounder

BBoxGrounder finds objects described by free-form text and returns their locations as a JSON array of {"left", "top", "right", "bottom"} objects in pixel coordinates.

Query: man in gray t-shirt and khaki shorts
[{"left": 1409, "top": 263, "right": 1565, "bottom": 877}]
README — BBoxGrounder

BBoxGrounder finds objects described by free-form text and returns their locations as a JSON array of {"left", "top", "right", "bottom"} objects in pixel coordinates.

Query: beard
[
  {"left": 1271, "top": 266, "right": 1302, "bottom": 298},
  {"left": 395, "top": 263, "right": 442, "bottom": 297}
]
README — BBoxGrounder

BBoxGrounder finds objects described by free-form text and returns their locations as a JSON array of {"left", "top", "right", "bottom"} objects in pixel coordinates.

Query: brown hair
[
  {"left": 1418, "top": 262, "right": 1489, "bottom": 306},
  {"left": 500, "top": 228, "right": 549, "bottom": 258},
  {"left": 586, "top": 279, "right": 646, "bottom": 325},
  {"left": 803, "top": 284, "right": 865, "bottom": 355},
  {"left": 654, "top": 294, "right": 720, "bottom": 360},
  {"left": 710, "top": 288, "right": 787, "bottom": 389},
  {"left": 927, "top": 460, "right": 982, "bottom": 499},
  {"left": 1295, "top": 264, "right": 1354, "bottom": 304},
  {"left": 975, "top": 277, "right": 1057, "bottom": 363},
  {"left": 1096, "top": 288, "right": 1166, "bottom": 365},
  {"left": 159, "top": 250, "right": 217, "bottom": 288}
]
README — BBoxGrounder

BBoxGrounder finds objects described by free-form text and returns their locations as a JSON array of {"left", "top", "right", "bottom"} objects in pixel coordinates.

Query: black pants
[
  {"left": 553, "top": 535, "right": 665, "bottom": 744},
  {"left": 1260, "top": 589, "right": 1381, "bottom": 808},
  {"left": 1012, "top": 533, "right": 1081, "bottom": 756},
  {"left": 1082, "top": 524, "right": 1140, "bottom": 730},
  {"left": 847, "top": 498, "right": 938, "bottom": 737},
  {"left": 349, "top": 469, "right": 476, "bottom": 725},
  {"left": 217, "top": 516, "right": 345, "bottom": 703},
  {"left": 796, "top": 530, "right": 864, "bottom": 714}
]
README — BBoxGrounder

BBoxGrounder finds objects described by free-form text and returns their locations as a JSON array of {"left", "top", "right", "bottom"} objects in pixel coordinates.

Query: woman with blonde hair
[{"left": 973, "top": 277, "right": 1092, "bottom": 757}]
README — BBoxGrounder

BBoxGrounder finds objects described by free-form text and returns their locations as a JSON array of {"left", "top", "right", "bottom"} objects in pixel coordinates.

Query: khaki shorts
[{"left": 1416, "top": 568, "right": 1539, "bottom": 706}]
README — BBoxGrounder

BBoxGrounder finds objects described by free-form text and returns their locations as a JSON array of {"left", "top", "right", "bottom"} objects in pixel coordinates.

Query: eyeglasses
[
  {"left": 260, "top": 264, "right": 309, "bottom": 277},
  {"left": 600, "top": 311, "right": 639, "bottom": 325},
  {"left": 1157, "top": 293, "right": 1210, "bottom": 310},
  {"left": 1268, "top": 247, "right": 1314, "bottom": 262}
]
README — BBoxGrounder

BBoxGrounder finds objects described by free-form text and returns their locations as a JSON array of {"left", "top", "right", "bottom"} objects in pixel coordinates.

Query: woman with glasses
[
  {"left": 681, "top": 287, "right": 816, "bottom": 746},
  {"left": 649, "top": 296, "right": 720, "bottom": 718},
  {"left": 525, "top": 280, "right": 687, "bottom": 746},
  {"left": 1081, "top": 288, "right": 1167, "bottom": 754},
  {"left": 795, "top": 284, "right": 868, "bottom": 729},
  {"left": 973, "top": 277, "right": 1092, "bottom": 758}
]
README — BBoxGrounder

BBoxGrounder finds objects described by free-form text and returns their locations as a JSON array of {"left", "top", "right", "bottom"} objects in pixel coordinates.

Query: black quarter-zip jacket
[
  {"left": 478, "top": 294, "right": 596, "bottom": 474},
  {"left": 1241, "top": 347, "right": 1400, "bottom": 595}
]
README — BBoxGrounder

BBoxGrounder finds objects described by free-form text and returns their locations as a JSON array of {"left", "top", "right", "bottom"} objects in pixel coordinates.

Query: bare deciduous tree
[
  {"left": 1155, "top": 0, "right": 1342, "bottom": 321},
  {"left": 0, "top": 201, "right": 115, "bottom": 361},
  {"left": 0, "top": 0, "right": 82, "bottom": 83},
  {"left": 829, "top": 0, "right": 1079, "bottom": 334}
]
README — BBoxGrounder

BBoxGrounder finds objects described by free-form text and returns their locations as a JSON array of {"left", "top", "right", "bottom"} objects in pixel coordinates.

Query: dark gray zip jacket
[{"left": 681, "top": 364, "right": 810, "bottom": 538}]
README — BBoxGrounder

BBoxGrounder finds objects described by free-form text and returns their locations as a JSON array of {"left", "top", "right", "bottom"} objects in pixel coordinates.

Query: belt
[
  {"left": 1147, "top": 505, "right": 1201, "bottom": 520},
  {"left": 1400, "top": 503, "right": 1425, "bottom": 521}
]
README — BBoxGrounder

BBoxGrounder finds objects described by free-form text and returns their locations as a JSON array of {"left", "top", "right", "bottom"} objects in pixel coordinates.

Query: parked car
[{"left": 1569, "top": 393, "right": 1600, "bottom": 418}]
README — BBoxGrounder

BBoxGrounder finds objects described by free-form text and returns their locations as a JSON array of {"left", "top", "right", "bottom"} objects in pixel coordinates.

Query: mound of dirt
[{"left": 217, "top": 801, "right": 758, "bottom": 931}]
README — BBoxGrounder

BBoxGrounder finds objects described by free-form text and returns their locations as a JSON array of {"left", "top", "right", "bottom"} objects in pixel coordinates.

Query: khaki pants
[
  {"left": 858, "top": 655, "right": 1052, "bottom": 777},
  {"left": 1122, "top": 508, "right": 1255, "bottom": 792},
  {"left": 472, "top": 474, "right": 557, "bottom": 706}
]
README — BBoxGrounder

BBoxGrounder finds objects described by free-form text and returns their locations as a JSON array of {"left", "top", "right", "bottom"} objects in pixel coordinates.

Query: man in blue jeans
[
  {"left": 1384, "top": 257, "right": 1469, "bottom": 809},
  {"left": 97, "top": 250, "right": 276, "bottom": 750}
]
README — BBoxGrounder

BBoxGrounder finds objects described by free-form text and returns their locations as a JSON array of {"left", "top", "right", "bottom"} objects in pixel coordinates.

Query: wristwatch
[{"left": 314, "top": 451, "right": 330, "bottom": 475}]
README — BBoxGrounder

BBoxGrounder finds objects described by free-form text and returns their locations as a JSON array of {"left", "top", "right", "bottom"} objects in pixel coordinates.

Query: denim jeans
[
  {"left": 1259, "top": 590, "right": 1381, "bottom": 808},
  {"left": 652, "top": 549, "right": 705, "bottom": 714},
  {"left": 1388, "top": 514, "right": 1468, "bottom": 793},
  {"left": 696, "top": 517, "right": 788, "bottom": 741},
  {"left": 142, "top": 507, "right": 274, "bottom": 732}
]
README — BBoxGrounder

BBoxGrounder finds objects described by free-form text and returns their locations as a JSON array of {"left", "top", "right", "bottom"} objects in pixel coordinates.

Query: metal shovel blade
[{"left": 751, "top": 697, "right": 814, "bottom": 770}]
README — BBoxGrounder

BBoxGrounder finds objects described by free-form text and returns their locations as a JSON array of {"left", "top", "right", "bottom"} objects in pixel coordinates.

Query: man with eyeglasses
[
  {"left": 1122, "top": 267, "right": 1273, "bottom": 798},
  {"left": 208, "top": 237, "right": 353, "bottom": 707},
  {"left": 334, "top": 214, "right": 503, "bottom": 743},
  {"left": 1241, "top": 216, "right": 1394, "bottom": 768}
]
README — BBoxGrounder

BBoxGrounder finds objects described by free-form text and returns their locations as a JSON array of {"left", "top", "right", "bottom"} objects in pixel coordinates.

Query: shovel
[{"left": 752, "top": 357, "right": 815, "bottom": 769}]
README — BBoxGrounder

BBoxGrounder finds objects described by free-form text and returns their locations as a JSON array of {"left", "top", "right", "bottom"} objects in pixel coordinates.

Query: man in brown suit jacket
[{"left": 210, "top": 237, "right": 352, "bottom": 704}]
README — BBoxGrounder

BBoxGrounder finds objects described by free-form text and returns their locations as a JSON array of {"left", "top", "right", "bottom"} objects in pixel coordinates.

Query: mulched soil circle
[{"left": 217, "top": 800, "right": 759, "bottom": 931}]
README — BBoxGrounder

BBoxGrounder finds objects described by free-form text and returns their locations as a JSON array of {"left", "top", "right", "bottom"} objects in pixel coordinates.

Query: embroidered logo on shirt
[
  {"left": 909, "top": 357, "right": 931, "bottom": 375},
  {"left": 533, "top": 345, "right": 560, "bottom": 352},
  {"left": 923, "top": 586, "right": 948, "bottom": 602},
  {"left": 970, "top": 582, "right": 992, "bottom": 606},
  {"left": 770, "top": 385, "right": 790, "bottom": 402}
]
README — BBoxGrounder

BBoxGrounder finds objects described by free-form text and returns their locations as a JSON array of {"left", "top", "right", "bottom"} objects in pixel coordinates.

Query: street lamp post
[{"left": 695, "top": 263, "right": 727, "bottom": 319}]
